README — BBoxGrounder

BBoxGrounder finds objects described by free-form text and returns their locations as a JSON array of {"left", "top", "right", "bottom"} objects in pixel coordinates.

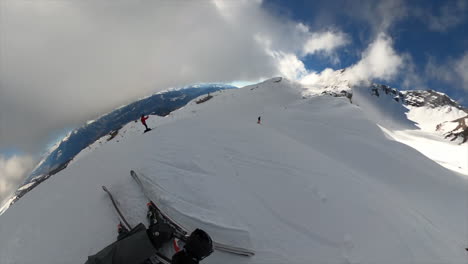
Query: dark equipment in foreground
[
  {"left": 85, "top": 223, "right": 158, "bottom": 264},
  {"left": 172, "top": 229, "right": 213, "bottom": 264},
  {"left": 86, "top": 186, "right": 214, "bottom": 264},
  {"left": 86, "top": 169, "right": 254, "bottom": 263}
]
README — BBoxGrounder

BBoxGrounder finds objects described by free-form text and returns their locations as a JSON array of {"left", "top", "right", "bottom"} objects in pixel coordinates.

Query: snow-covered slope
[
  {"left": 0, "top": 85, "right": 234, "bottom": 214},
  {"left": 28, "top": 84, "right": 235, "bottom": 182},
  {"left": 374, "top": 89, "right": 468, "bottom": 175},
  {"left": 385, "top": 101, "right": 467, "bottom": 175},
  {"left": 403, "top": 90, "right": 467, "bottom": 132},
  {"left": 350, "top": 85, "right": 468, "bottom": 175},
  {"left": 300, "top": 69, "right": 467, "bottom": 175},
  {"left": 0, "top": 78, "right": 467, "bottom": 264}
]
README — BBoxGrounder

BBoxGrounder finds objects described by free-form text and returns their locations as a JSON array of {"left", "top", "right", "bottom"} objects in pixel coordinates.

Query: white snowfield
[
  {"left": 1, "top": 78, "right": 467, "bottom": 264},
  {"left": 348, "top": 84, "right": 468, "bottom": 176},
  {"left": 397, "top": 106, "right": 468, "bottom": 175}
]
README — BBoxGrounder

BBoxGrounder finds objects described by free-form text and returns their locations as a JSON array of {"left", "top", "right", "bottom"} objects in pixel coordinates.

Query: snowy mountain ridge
[
  {"left": 403, "top": 89, "right": 467, "bottom": 110},
  {"left": 302, "top": 68, "right": 468, "bottom": 146},
  {"left": 3, "top": 71, "right": 467, "bottom": 216},
  {"left": 0, "top": 85, "right": 234, "bottom": 214},
  {"left": 28, "top": 84, "right": 235, "bottom": 182},
  {"left": 313, "top": 71, "right": 468, "bottom": 173},
  {"left": 0, "top": 77, "right": 466, "bottom": 264}
]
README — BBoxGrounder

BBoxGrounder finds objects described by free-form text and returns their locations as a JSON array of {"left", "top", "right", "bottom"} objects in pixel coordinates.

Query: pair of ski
[
  {"left": 102, "top": 170, "right": 254, "bottom": 260},
  {"left": 130, "top": 170, "right": 254, "bottom": 257},
  {"left": 102, "top": 185, "right": 171, "bottom": 264}
]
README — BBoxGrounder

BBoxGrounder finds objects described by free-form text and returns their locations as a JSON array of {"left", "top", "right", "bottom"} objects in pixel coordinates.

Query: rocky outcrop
[
  {"left": 402, "top": 90, "right": 466, "bottom": 110},
  {"left": 437, "top": 115, "right": 468, "bottom": 144}
]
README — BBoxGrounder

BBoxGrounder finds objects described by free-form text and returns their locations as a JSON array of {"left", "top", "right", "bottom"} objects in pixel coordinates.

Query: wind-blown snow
[
  {"left": 0, "top": 79, "right": 467, "bottom": 264},
  {"left": 406, "top": 105, "right": 467, "bottom": 132}
]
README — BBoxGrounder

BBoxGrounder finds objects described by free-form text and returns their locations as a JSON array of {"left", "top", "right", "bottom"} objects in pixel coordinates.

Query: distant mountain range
[
  {"left": 9, "top": 84, "right": 235, "bottom": 206},
  {"left": 304, "top": 69, "right": 467, "bottom": 144},
  {"left": 369, "top": 85, "right": 467, "bottom": 143},
  {"left": 1, "top": 77, "right": 466, "bottom": 263},
  {"left": 5, "top": 72, "right": 467, "bottom": 212}
]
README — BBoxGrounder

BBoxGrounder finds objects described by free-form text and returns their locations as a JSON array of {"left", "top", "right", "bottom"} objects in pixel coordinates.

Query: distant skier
[
  {"left": 257, "top": 116, "right": 261, "bottom": 124},
  {"left": 140, "top": 114, "right": 151, "bottom": 132},
  {"left": 85, "top": 203, "right": 213, "bottom": 264}
]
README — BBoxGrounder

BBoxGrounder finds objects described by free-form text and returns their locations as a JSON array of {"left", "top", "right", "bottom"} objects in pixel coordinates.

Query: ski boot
[
  {"left": 147, "top": 202, "right": 160, "bottom": 226},
  {"left": 146, "top": 202, "right": 175, "bottom": 249},
  {"left": 117, "top": 222, "right": 130, "bottom": 240}
]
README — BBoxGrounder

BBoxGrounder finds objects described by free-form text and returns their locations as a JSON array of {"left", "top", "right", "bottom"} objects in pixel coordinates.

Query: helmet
[
  {"left": 146, "top": 222, "right": 174, "bottom": 250},
  {"left": 184, "top": 229, "right": 213, "bottom": 261}
]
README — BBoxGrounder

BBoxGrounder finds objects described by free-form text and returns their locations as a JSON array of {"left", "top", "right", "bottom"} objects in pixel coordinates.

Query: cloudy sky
[{"left": 1, "top": 0, "right": 467, "bottom": 204}]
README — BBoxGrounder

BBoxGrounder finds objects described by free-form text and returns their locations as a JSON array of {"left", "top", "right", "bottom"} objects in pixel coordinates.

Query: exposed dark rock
[
  {"left": 439, "top": 115, "right": 468, "bottom": 144},
  {"left": 403, "top": 90, "right": 466, "bottom": 110},
  {"left": 196, "top": 94, "right": 213, "bottom": 104},
  {"left": 321, "top": 90, "right": 352, "bottom": 102},
  {"left": 107, "top": 130, "right": 119, "bottom": 141}
]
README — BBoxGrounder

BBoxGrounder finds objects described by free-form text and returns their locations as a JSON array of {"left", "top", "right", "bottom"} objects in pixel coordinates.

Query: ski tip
[{"left": 102, "top": 186, "right": 107, "bottom": 191}]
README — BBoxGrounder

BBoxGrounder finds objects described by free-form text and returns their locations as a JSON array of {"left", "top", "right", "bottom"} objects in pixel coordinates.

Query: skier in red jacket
[{"left": 140, "top": 114, "right": 151, "bottom": 132}]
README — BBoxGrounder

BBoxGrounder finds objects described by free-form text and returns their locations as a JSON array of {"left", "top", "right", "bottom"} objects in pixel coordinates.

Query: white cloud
[
  {"left": 344, "top": 33, "right": 404, "bottom": 84},
  {"left": 302, "top": 30, "right": 349, "bottom": 63},
  {"left": 299, "top": 71, "right": 322, "bottom": 86},
  {"left": 274, "top": 52, "right": 308, "bottom": 80},
  {"left": 454, "top": 52, "right": 468, "bottom": 90},
  {"left": 425, "top": 52, "right": 468, "bottom": 92},
  {"left": 1, "top": 0, "right": 354, "bottom": 156},
  {"left": 2, "top": 0, "right": 419, "bottom": 163},
  {"left": 299, "top": 68, "right": 335, "bottom": 84},
  {"left": 399, "top": 55, "right": 426, "bottom": 90},
  {"left": 425, "top": 57, "right": 455, "bottom": 84},
  {"left": 255, "top": 34, "right": 308, "bottom": 80},
  {"left": 422, "top": 0, "right": 467, "bottom": 32},
  {"left": 296, "top": 23, "right": 310, "bottom": 34},
  {"left": 375, "top": 0, "right": 408, "bottom": 33},
  {"left": 213, "top": 0, "right": 262, "bottom": 23},
  {"left": 0, "top": 155, "right": 35, "bottom": 207},
  {"left": 297, "top": 33, "right": 407, "bottom": 88},
  {"left": 331, "top": 0, "right": 408, "bottom": 35},
  {"left": 0, "top": 0, "right": 305, "bottom": 154}
]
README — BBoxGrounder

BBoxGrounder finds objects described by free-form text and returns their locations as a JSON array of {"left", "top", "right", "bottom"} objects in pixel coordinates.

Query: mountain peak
[{"left": 402, "top": 90, "right": 466, "bottom": 110}]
